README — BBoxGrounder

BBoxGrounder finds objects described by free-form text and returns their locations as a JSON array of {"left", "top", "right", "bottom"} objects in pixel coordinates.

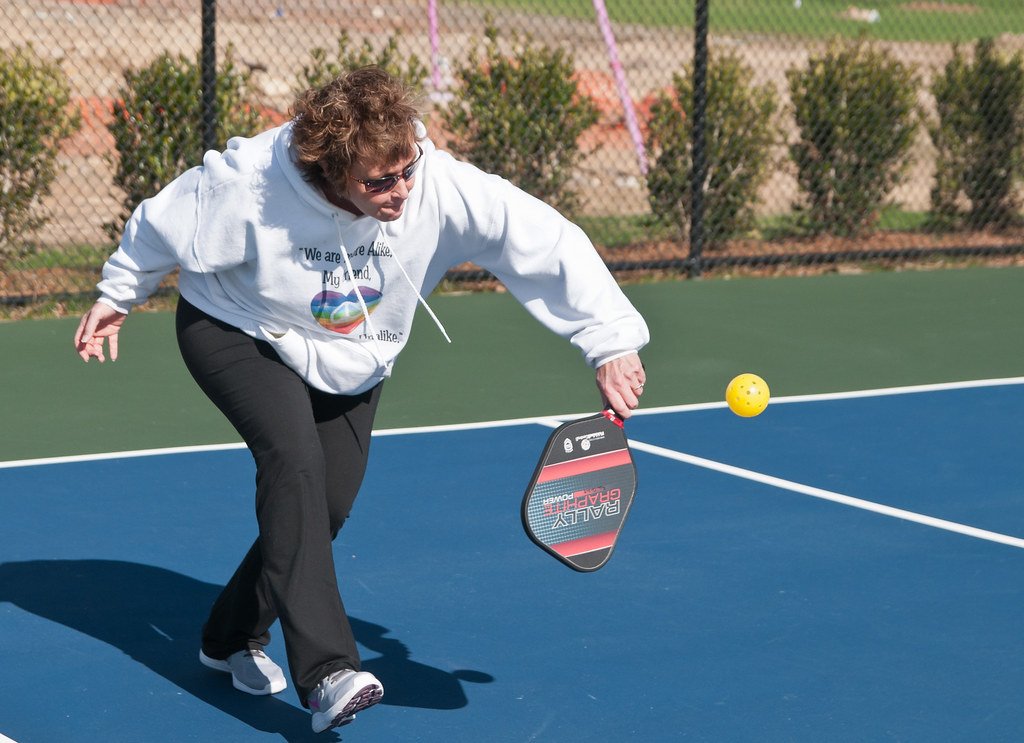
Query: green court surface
[{"left": 1, "top": 266, "right": 1022, "bottom": 461}]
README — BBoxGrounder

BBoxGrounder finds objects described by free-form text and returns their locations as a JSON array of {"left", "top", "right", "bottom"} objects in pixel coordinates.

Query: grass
[
  {"left": 876, "top": 206, "right": 930, "bottom": 231},
  {"left": 467, "top": 0, "right": 1024, "bottom": 43},
  {"left": 757, "top": 206, "right": 931, "bottom": 240},
  {"left": 581, "top": 206, "right": 932, "bottom": 249},
  {"left": 577, "top": 214, "right": 677, "bottom": 248},
  {"left": 13, "top": 244, "right": 112, "bottom": 270}
]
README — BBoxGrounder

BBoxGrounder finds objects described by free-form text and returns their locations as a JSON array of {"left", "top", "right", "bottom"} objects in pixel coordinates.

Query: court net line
[
  {"left": 3, "top": 376, "right": 1023, "bottom": 468},
  {"left": 4, "top": 372, "right": 1024, "bottom": 555},
  {"left": 3, "top": 376, "right": 1021, "bottom": 549}
]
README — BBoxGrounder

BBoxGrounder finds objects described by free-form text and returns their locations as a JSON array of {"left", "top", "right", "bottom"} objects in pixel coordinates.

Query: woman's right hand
[{"left": 74, "top": 301, "right": 127, "bottom": 362}]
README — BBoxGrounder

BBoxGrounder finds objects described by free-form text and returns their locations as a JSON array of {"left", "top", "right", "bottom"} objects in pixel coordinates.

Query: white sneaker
[
  {"left": 308, "top": 669, "right": 384, "bottom": 733},
  {"left": 199, "top": 648, "right": 287, "bottom": 695}
]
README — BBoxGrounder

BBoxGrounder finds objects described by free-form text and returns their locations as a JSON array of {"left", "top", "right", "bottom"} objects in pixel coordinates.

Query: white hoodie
[{"left": 97, "top": 122, "right": 649, "bottom": 394}]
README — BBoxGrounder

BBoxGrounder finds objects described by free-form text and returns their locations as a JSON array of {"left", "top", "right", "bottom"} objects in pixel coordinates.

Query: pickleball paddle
[{"left": 521, "top": 410, "right": 638, "bottom": 571}]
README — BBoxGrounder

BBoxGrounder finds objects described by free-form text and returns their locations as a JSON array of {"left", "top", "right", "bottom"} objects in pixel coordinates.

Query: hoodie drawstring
[
  {"left": 334, "top": 218, "right": 390, "bottom": 371},
  {"left": 383, "top": 232, "right": 452, "bottom": 344},
  {"left": 332, "top": 216, "right": 451, "bottom": 372}
]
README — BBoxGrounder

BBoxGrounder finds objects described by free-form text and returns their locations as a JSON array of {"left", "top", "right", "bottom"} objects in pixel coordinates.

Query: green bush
[
  {"left": 297, "top": 33, "right": 428, "bottom": 94},
  {"left": 787, "top": 39, "right": 920, "bottom": 237},
  {"left": 930, "top": 38, "right": 1024, "bottom": 231},
  {"left": 441, "top": 26, "right": 599, "bottom": 216},
  {"left": 644, "top": 53, "right": 778, "bottom": 249},
  {"left": 0, "top": 46, "right": 80, "bottom": 265},
  {"left": 105, "top": 49, "right": 263, "bottom": 240}
]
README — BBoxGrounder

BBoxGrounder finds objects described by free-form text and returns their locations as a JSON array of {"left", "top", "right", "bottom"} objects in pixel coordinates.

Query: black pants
[{"left": 175, "top": 297, "right": 382, "bottom": 703}]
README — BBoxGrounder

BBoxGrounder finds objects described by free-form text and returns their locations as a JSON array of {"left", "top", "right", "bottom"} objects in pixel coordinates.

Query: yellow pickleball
[{"left": 726, "top": 373, "right": 770, "bottom": 417}]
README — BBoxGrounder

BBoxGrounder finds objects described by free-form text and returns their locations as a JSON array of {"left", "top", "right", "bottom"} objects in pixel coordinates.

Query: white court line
[
  {"left": 622, "top": 437, "right": 1024, "bottom": 551},
  {"left": 379, "top": 375, "right": 1024, "bottom": 431},
  {"left": 625, "top": 375, "right": 1024, "bottom": 417},
  {"left": 0, "top": 442, "right": 246, "bottom": 470}
]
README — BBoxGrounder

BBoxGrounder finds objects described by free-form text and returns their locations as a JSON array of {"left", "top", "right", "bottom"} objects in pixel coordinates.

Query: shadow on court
[{"left": 0, "top": 560, "right": 494, "bottom": 741}]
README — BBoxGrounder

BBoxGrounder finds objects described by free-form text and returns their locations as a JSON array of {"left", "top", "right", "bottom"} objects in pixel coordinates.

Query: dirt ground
[{"left": 3, "top": 0, "right": 1024, "bottom": 266}]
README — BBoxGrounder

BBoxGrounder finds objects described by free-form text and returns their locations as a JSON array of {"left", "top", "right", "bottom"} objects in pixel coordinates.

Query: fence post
[
  {"left": 201, "top": 0, "right": 218, "bottom": 153},
  {"left": 689, "top": 0, "right": 709, "bottom": 278}
]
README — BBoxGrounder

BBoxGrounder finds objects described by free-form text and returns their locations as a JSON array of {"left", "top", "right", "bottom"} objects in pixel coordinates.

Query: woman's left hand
[{"left": 595, "top": 352, "right": 646, "bottom": 419}]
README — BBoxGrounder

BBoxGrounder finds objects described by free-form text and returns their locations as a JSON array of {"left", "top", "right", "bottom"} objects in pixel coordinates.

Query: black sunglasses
[{"left": 351, "top": 144, "right": 423, "bottom": 194}]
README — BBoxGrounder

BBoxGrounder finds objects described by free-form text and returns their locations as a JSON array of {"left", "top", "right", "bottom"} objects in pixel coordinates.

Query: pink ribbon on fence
[
  {"left": 592, "top": 0, "right": 648, "bottom": 175},
  {"left": 429, "top": 0, "right": 442, "bottom": 91}
]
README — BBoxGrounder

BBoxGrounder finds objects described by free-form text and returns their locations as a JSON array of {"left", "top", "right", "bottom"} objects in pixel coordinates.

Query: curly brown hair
[{"left": 290, "top": 66, "right": 421, "bottom": 189}]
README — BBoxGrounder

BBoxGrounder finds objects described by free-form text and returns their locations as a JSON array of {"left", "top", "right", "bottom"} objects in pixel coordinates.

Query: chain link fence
[{"left": 2, "top": 0, "right": 1024, "bottom": 309}]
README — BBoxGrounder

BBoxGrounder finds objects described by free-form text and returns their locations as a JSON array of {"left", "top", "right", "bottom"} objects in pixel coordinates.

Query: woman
[{"left": 74, "top": 66, "right": 648, "bottom": 733}]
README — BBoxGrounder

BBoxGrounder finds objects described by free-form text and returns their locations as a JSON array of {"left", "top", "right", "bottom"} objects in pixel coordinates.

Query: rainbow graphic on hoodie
[{"left": 310, "top": 287, "right": 382, "bottom": 334}]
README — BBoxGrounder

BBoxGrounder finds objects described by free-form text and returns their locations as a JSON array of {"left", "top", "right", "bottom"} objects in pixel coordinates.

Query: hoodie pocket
[{"left": 257, "top": 325, "right": 387, "bottom": 394}]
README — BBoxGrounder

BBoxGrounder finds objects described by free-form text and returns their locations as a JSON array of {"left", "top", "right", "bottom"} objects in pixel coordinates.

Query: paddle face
[{"left": 521, "top": 410, "right": 637, "bottom": 571}]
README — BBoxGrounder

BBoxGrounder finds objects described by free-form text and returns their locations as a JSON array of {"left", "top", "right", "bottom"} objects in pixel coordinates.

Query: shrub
[
  {"left": 930, "top": 38, "right": 1024, "bottom": 231},
  {"left": 0, "top": 46, "right": 80, "bottom": 265},
  {"left": 297, "top": 33, "right": 429, "bottom": 94},
  {"left": 441, "top": 26, "right": 599, "bottom": 216},
  {"left": 106, "top": 49, "right": 263, "bottom": 240},
  {"left": 787, "top": 39, "right": 920, "bottom": 237},
  {"left": 644, "top": 53, "right": 778, "bottom": 249}
]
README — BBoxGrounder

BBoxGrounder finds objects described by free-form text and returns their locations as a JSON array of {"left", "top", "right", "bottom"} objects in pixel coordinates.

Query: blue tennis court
[{"left": 1, "top": 379, "right": 1022, "bottom": 742}]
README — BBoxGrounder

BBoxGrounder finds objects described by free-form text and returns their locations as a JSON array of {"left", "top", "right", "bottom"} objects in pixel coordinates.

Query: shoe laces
[
  {"left": 324, "top": 669, "right": 353, "bottom": 687},
  {"left": 315, "top": 670, "right": 354, "bottom": 699}
]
